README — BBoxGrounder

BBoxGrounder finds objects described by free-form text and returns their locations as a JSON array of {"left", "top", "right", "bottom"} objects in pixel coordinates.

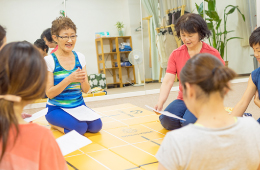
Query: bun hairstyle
[
  {"left": 0, "top": 41, "right": 47, "bottom": 161},
  {"left": 180, "top": 53, "right": 236, "bottom": 98}
]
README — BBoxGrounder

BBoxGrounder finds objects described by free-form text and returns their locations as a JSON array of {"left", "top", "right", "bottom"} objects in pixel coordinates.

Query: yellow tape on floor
[{"left": 32, "top": 103, "right": 168, "bottom": 170}]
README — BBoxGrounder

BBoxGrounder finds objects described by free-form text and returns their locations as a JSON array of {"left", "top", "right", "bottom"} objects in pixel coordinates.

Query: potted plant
[
  {"left": 196, "top": 0, "right": 245, "bottom": 66},
  {"left": 115, "top": 21, "right": 124, "bottom": 36}
]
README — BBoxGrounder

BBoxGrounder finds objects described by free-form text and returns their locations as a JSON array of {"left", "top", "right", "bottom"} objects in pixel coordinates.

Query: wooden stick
[
  {"left": 166, "top": 5, "right": 186, "bottom": 14},
  {"left": 142, "top": 15, "right": 152, "bottom": 20}
]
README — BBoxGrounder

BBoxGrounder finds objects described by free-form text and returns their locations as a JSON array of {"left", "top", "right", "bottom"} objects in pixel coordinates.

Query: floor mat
[{"left": 33, "top": 103, "right": 168, "bottom": 170}]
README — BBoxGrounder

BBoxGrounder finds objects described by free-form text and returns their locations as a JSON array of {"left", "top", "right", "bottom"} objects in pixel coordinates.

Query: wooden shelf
[
  {"left": 96, "top": 36, "right": 136, "bottom": 88},
  {"left": 107, "top": 82, "right": 121, "bottom": 85},
  {"left": 103, "top": 66, "right": 134, "bottom": 70},
  {"left": 98, "top": 51, "right": 131, "bottom": 56},
  {"left": 95, "top": 36, "right": 132, "bottom": 41}
]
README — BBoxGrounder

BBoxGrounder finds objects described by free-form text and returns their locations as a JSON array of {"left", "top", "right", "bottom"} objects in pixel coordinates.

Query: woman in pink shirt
[
  {"left": 155, "top": 13, "right": 225, "bottom": 130},
  {"left": 0, "top": 41, "right": 67, "bottom": 169}
]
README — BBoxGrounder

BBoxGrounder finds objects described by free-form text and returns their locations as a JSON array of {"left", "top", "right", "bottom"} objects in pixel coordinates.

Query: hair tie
[
  {"left": 0, "top": 95, "right": 21, "bottom": 102},
  {"left": 212, "top": 67, "right": 217, "bottom": 75}
]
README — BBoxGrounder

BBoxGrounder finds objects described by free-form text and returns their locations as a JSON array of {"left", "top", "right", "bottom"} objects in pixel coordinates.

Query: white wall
[
  {"left": 0, "top": 0, "right": 142, "bottom": 80},
  {"left": 190, "top": 0, "right": 254, "bottom": 74}
]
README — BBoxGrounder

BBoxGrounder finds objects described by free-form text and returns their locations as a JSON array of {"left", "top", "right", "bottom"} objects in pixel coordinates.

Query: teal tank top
[{"left": 48, "top": 51, "right": 84, "bottom": 108}]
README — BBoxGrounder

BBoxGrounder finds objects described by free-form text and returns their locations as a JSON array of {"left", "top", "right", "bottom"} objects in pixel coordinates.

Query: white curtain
[
  {"left": 142, "top": 0, "right": 160, "bottom": 80},
  {"left": 236, "top": 0, "right": 256, "bottom": 46}
]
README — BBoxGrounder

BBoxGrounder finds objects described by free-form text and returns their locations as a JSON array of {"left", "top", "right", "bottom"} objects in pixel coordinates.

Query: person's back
[
  {"left": 0, "top": 41, "right": 67, "bottom": 170},
  {"left": 0, "top": 123, "right": 67, "bottom": 170},
  {"left": 156, "top": 53, "right": 260, "bottom": 170},
  {"left": 157, "top": 117, "right": 260, "bottom": 170}
]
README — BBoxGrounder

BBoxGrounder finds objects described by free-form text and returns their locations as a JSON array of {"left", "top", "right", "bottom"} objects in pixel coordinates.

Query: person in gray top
[{"left": 156, "top": 53, "right": 260, "bottom": 170}]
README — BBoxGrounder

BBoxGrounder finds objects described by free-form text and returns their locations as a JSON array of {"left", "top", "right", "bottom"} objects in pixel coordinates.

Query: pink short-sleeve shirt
[{"left": 166, "top": 41, "right": 225, "bottom": 100}]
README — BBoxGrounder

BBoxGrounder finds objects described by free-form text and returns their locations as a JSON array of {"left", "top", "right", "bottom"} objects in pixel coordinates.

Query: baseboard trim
[{"left": 25, "top": 78, "right": 249, "bottom": 109}]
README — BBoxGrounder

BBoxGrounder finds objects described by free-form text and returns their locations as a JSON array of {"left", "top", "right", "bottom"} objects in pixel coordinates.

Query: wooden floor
[{"left": 34, "top": 103, "right": 168, "bottom": 170}]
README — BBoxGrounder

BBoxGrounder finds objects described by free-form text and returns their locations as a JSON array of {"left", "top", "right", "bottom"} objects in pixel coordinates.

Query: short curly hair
[
  {"left": 175, "top": 13, "right": 211, "bottom": 40},
  {"left": 51, "top": 16, "right": 77, "bottom": 36}
]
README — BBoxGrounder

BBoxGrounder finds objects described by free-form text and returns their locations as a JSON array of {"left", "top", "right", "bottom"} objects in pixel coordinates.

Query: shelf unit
[{"left": 95, "top": 36, "right": 136, "bottom": 88}]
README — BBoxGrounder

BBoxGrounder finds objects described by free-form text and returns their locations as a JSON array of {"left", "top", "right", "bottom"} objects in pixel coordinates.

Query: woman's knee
[
  {"left": 87, "top": 119, "right": 102, "bottom": 133},
  {"left": 159, "top": 114, "right": 181, "bottom": 130},
  {"left": 73, "top": 123, "right": 88, "bottom": 135}
]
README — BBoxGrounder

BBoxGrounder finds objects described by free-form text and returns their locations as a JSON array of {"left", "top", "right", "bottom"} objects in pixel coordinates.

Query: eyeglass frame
[{"left": 56, "top": 35, "right": 78, "bottom": 40}]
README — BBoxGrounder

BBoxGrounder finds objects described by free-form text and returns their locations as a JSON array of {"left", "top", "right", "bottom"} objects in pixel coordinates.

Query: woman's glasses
[{"left": 57, "top": 35, "right": 78, "bottom": 40}]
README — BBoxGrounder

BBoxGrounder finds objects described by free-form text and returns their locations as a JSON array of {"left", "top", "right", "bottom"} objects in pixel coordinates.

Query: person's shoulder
[
  {"left": 252, "top": 67, "right": 260, "bottom": 75},
  {"left": 44, "top": 54, "right": 54, "bottom": 61},
  {"left": 74, "top": 51, "right": 85, "bottom": 57},
  {"left": 20, "top": 123, "right": 52, "bottom": 138},
  {"left": 170, "top": 44, "right": 186, "bottom": 58},
  {"left": 174, "top": 44, "right": 186, "bottom": 52},
  {"left": 238, "top": 117, "right": 260, "bottom": 127},
  {"left": 166, "top": 125, "right": 194, "bottom": 141}
]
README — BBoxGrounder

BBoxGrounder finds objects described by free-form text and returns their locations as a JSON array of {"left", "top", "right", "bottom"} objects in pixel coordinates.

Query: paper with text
[
  {"left": 56, "top": 130, "right": 92, "bottom": 156},
  {"left": 62, "top": 105, "right": 101, "bottom": 121},
  {"left": 145, "top": 105, "right": 186, "bottom": 121},
  {"left": 24, "top": 108, "right": 48, "bottom": 122}
]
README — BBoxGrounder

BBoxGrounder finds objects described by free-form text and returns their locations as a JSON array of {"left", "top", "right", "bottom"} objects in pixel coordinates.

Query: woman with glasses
[{"left": 44, "top": 17, "right": 102, "bottom": 135}]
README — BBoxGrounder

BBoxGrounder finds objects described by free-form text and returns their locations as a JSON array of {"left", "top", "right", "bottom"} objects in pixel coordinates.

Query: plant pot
[
  {"left": 225, "top": 61, "right": 228, "bottom": 67},
  {"left": 118, "top": 30, "right": 123, "bottom": 36}
]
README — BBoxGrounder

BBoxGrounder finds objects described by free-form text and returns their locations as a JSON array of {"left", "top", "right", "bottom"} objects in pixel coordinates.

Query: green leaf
[
  {"left": 224, "top": 5, "right": 235, "bottom": 13},
  {"left": 226, "top": 6, "right": 237, "bottom": 15},
  {"left": 216, "top": 19, "right": 222, "bottom": 30},
  {"left": 196, "top": 2, "right": 204, "bottom": 16},
  {"left": 236, "top": 7, "right": 245, "bottom": 21},
  {"left": 216, "top": 30, "right": 234, "bottom": 36},
  {"left": 227, "top": 37, "right": 243, "bottom": 42},
  {"left": 205, "top": 18, "right": 213, "bottom": 22},
  {"left": 220, "top": 41, "right": 225, "bottom": 59},
  {"left": 205, "top": 11, "right": 220, "bottom": 21},
  {"left": 207, "top": 22, "right": 214, "bottom": 30},
  {"left": 208, "top": 0, "right": 216, "bottom": 11},
  {"left": 212, "top": 29, "right": 217, "bottom": 48}
]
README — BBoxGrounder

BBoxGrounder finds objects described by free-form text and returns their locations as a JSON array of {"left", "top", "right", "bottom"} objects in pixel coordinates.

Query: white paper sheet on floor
[
  {"left": 62, "top": 105, "right": 101, "bottom": 121},
  {"left": 56, "top": 130, "right": 92, "bottom": 156},
  {"left": 145, "top": 105, "right": 186, "bottom": 121},
  {"left": 24, "top": 108, "right": 48, "bottom": 122}
]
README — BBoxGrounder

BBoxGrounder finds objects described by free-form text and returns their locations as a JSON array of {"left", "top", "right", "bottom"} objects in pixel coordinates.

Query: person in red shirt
[
  {"left": 155, "top": 13, "right": 225, "bottom": 130},
  {"left": 0, "top": 41, "right": 67, "bottom": 170}
]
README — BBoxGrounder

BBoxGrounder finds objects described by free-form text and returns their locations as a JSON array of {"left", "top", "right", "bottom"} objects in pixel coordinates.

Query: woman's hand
[
  {"left": 67, "top": 68, "right": 86, "bottom": 83},
  {"left": 21, "top": 113, "right": 32, "bottom": 119},
  {"left": 154, "top": 103, "right": 162, "bottom": 115},
  {"left": 254, "top": 90, "right": 260, "bottom": 108}
]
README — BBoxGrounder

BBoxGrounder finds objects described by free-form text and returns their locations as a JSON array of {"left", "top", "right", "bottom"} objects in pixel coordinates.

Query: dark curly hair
[
  {"left": 175, "top": 13, "right": 211, "bottom": 40},
  {"left": 51, "top": 16, "right": 77, "bottom": 36},
  {"left": 0, "top": 25, "right": 6, "bottom": 48},
  {"left": 41, "top": 28, "right": 53, "bottom": 43}
]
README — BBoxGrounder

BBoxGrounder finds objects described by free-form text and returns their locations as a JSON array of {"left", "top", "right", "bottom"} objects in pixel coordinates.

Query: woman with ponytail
[
  {"left": 156, "top": 53, "right": 260, "bottom": 170},
  {"left": 0, "top": 41, "right": 67, "bottom": 169}
]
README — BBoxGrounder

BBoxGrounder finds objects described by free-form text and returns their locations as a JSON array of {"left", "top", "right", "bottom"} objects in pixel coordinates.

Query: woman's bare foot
[{"left": 49, "top": 123, "right": 65, "bottom": 134}]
